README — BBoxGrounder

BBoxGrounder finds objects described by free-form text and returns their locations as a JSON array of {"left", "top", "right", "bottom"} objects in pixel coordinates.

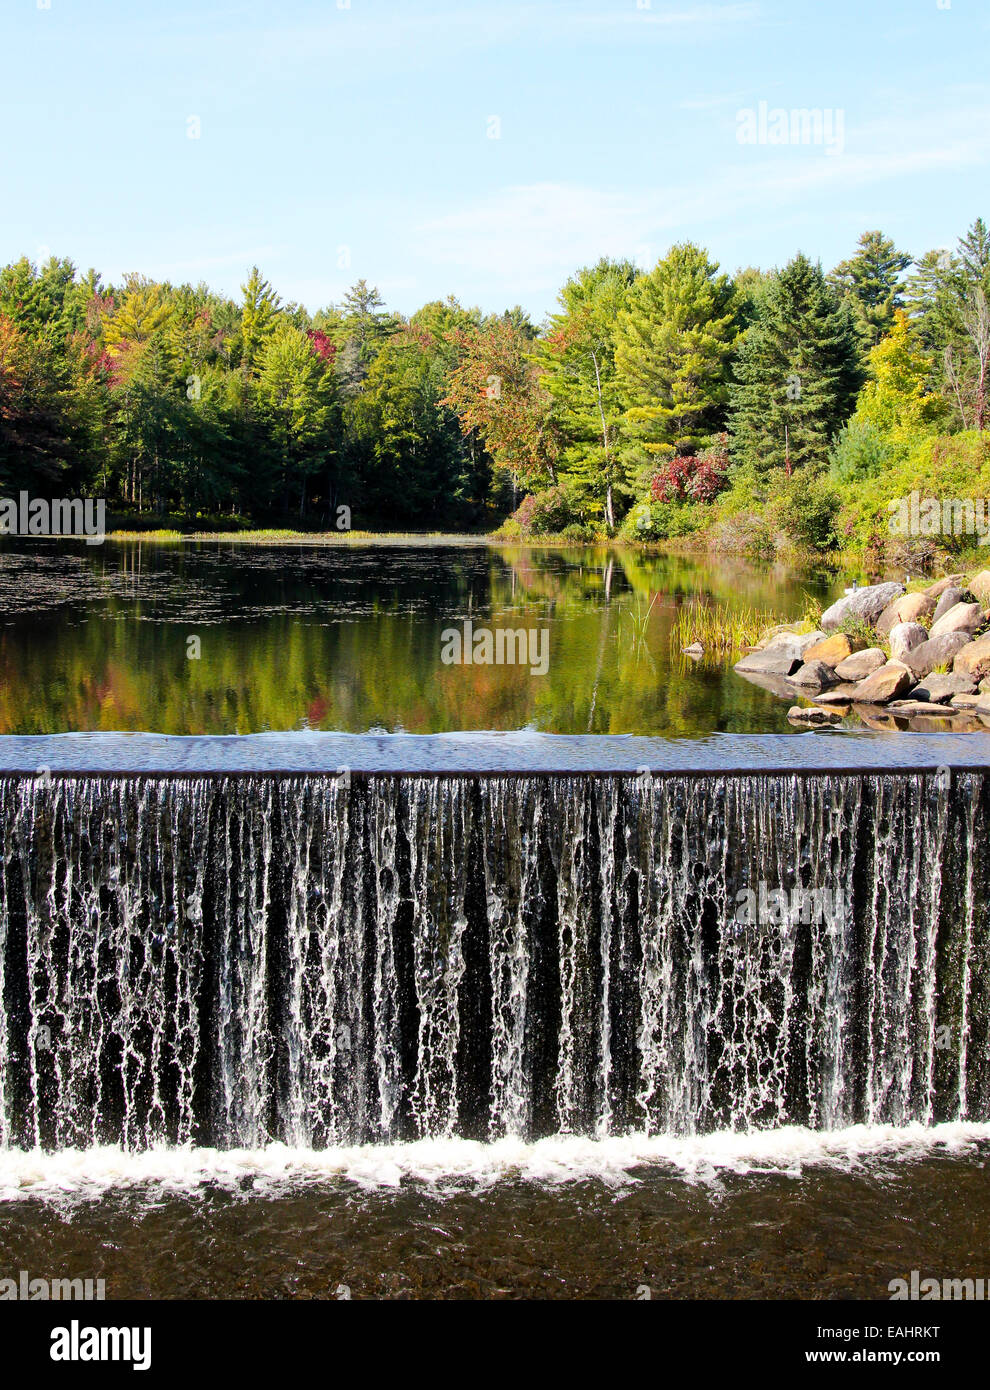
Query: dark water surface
[
  {"left": 0, "top": 539, "right": 843, "bottom": 736},
  {"left": 3, "top": 1151, "right": 989, "bottom": 1300}
]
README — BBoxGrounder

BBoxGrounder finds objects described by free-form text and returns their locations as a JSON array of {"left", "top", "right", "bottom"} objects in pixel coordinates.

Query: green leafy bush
[
  {"left": 765, "top": 474, "right": 841, "bottom": 551},
  {"left": 512, "top": 485, "right": 579, "bottom": 536}
]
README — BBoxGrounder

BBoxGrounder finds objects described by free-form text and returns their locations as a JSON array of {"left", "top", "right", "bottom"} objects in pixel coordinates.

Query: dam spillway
[{"left": 0, "top": 732, "right": 988, "bottom": 1155}]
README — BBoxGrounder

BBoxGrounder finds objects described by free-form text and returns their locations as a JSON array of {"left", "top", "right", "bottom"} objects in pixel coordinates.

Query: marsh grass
[
  {"left": 108, "top": 528, "right": 478, "bottom": 544},
  {"left": 671, "top": 602, "right": 786, "bottom": 656}
]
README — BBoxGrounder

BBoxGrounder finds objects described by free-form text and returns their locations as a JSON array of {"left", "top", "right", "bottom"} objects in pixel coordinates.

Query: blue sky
[{"left": 2, "top": 0, "right": 988, "bottom": 322}]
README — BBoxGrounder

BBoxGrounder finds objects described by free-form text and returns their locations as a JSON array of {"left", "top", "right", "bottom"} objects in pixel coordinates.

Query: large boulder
[
  {"left": 790, "top": 660, "right": 839, "bottom": 689},
  {"left": 820, "top": 582, "right": 903, "bottom": 632},
  {"left": 904, "top": 632, "right": 973, "bottom": 679},
  {"left": 889, "top": 622, "right": 928, "bottom": 661},
  {"left": 734, "top": 649, "right": 802, "bottom": 677},
  {"left": 885, "top": 700, "right": 964, "bottom": 719},
  {"left": 909, "top": 673, "right": 977, "bottom": 704},
  {"left": 932, "top": 587, "right": 968, "bottom": 623},
  {"left": 834, "top": 648, "right": 887, "bottom": 680},
  {"left": 850, "top": 660, "right": 915, "bottom": 705},
  {"left": 804, "top": 633, "right": 865, "bottom": 665},
  {"left": 925, "top": 574, "right": 966, "bottom": 600},
  {"left": 953, "top": 634, "right": 990, "bottom": 681},
  {"left": 967, "top": 570, "right": 990, "bottom": 606},
  {"left": 876, "top": 591, "right": 935, "bottom": 635},
  {"left": 928, "top": 601, "right": 986, "bottom": 641}
]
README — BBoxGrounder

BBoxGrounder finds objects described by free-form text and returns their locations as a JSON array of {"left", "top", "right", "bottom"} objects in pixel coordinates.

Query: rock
[
  {"left": 981, "top": 677, "right": 990, "bottom": 693},
  {"left": 850, "top": 660, "right": 915, "bottom": 705},
  {"left": 790, "top": 659, "right": 839, "bottom": 689},
  {"left": 904, "top": 632, "right": 972, "bottom": 679},
  {"left": 804, "top": 633, "right": 864, "bottom": 665},
  {"left": 819, "top": 582, "right": 903, "bottom": 632},
  {"left": 734, "top": 650, "right": 802, "bottom": 677},
  {"left": 885, "top": 700, "right": 966, "bottom": 719},
  {"left": 876, "top": 591, "right": 936, "bottom": 634},
  {"left": 834, "top": 648, "right": 887, "bottom": 680},
  {"left": 889, "top": 622, "right": 928, "bottom": 660},
  {"left": 909, "top": 673, "right": 977, "bottom": 704},
  {"left": 968, "top": 570, "right": 990, "bottom": 606},
  {"left": 956, "top": 689, "right": 990, "bottom": 711},
  {"left": 928, "top": 601, "right": 986, "bottom": 641},
  {"left": 786, "top": 705, "right": 843, "bottom": 725},
  {"left": 755, "top": 622, "right": 807, "bottom": 649},
  {"left": 682, "top": 643, "right": 704, "bottom": 658},
  {"left": 813, "top": 683, "right": 872, "bottom": 705},
  {"left": 925, "top": 574, "right": 965, "bottom": 599},
  {"left": 932, "top": 587, "right": 968, "bottom": 623},
  {"left": 953, "top": 634, "right": 990, "bottom": 680},
  {"left": 761, "top": 629, "right": 827, "bottom": 660}
]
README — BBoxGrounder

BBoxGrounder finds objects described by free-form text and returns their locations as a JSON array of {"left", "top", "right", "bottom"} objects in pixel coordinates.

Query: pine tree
[
  {"left": 240, "top": 266, "right": 281, "bottom": 373},
  {"left": 958, "top": 217, "right": 990, "bottom": 288},
  {"left": 255, "top": 322, "right": 337, "bottom": 515},
  {"left": 829, "top": 230, "right": 911, "bottom": 346},
  {"left": 729, "top": 254, "right": 863, "bottom": 475},
  {"left": 337, "top": 280, "right": 398, "bottom": 394},
  {"left": 614, "top": 243, "right": 737, "bottom": 464}
]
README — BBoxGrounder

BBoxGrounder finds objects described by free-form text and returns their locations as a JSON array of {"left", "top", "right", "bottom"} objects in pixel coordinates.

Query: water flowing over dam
[{"left": 0, "top": 733, "right": 988, "bottom": 1156}]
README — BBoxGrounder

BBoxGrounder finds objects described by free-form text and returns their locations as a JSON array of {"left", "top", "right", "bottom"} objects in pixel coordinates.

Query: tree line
[{"left": 0, "top": 221, "right": 987, "bottom": 539}]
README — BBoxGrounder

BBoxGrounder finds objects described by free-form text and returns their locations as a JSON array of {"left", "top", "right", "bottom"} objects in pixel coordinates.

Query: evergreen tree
[
  {"left": 614, "top": 242, "right": 737, "bottom": 465},
  {"left": 337, "top": 280, "right": 398, "bottom": 394},
  {"left": 729, "top": 254, "right": 863, "bottom": 475},
  {"left": 255, "top": 322, "right": 338, "bottom": 516},
  {"left": 958, "top": 216, "right": 990, "bottom": 288},
  {"left": 240, "top": 266, "right": 281, "bottom": 373},
  {"left": 829, "top": 230, "right": 911, "bottom": 346}
]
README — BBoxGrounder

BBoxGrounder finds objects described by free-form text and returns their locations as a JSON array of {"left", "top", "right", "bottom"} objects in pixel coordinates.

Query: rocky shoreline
[{"left": 732, "top": 570, "right": 990, "bottom": 732}]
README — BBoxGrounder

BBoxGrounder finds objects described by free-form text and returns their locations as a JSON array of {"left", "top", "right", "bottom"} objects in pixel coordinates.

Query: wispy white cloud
[
  {"left": 414, "top": 101, "right": 990, "bottom": 299},
  {"left": 243, "top": 0, "right": 762, "bottom": 63}
]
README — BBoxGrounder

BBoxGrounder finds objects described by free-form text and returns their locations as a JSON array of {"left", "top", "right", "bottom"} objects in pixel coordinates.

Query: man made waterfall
[{"left": 1, "top": 734, "right": 987, "bottom": 1155}]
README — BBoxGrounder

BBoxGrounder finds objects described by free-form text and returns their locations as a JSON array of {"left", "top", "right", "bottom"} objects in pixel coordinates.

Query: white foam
[{"left": 2, "top": 1123, "right": 988, "bottom": 1204}]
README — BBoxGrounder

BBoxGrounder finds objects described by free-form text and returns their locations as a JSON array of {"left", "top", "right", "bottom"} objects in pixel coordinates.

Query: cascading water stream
[{"left": 0, "top": 769, "right": 987, "bottom": 1154}]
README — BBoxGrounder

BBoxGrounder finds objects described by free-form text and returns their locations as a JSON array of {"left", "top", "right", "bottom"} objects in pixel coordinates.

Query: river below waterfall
[{"left": 2, "top": 1133, "right": 989, "bottom": 1299}]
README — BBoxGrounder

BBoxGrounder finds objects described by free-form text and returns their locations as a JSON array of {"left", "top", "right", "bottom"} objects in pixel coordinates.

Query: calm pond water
[{"left": 0, "top": 539, "right": 844, "bottom": 737}]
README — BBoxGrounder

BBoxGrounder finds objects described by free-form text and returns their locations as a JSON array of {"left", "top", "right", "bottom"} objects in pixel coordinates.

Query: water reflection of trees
[{"left": 0, "top": 544, "right": 840, "bottom": 736}]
